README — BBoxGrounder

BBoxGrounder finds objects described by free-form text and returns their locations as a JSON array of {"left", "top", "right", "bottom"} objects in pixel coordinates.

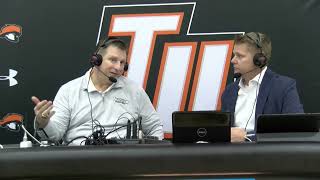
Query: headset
[
  {"left": 245, "top": 32, "right": 267, "bottom": 68},
  {"left": 90, "top": 37, "right": 129, "bottom": 71},
  {"left": 240, "top": 33, "right": 267, "bottom": 132}
]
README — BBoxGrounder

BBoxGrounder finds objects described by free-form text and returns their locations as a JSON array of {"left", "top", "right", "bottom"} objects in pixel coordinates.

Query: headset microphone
[
  {"left": 94, "top": 66, "right": 117, "bottom": 83},
  {"left": 89, "top": 37, "right": 129, "bottom": 84},
  {"left": 233, "top": 67, "right": 260, "bottom": 79},
  {"left": 90, "top": 53, "right": 117, "bottom": 83},
  {"left": 234, "top": 32, "right": 268, "bottom": 80},
  {"left": 233, "top": 72, "right": 242, "bottom": 79}
]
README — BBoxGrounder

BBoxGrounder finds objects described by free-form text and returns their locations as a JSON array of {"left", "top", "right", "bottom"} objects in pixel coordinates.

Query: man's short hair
[
  {"left": 97, "top": 37, "right": 128, "bottom": 56},
  {"left": 234, "top": 32, "right": 272, "bottom": 61}
]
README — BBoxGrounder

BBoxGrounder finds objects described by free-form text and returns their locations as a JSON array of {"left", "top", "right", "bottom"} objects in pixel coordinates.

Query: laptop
[
  {"left": 172, "top": 111, "right": 232, "bottom": 143},
  {"left": 256, "top": 113, "right": 320, "bottom": 142}
]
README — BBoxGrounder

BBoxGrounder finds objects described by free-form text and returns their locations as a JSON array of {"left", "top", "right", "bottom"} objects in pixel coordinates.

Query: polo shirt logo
[{"left": 114, "top": 97, "right": 129, "bottom": 105}]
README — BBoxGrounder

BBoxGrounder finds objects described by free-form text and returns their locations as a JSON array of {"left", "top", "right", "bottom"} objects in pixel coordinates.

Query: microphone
[
  {"left": 132, "top": 119, "right": 138, "bottom": 139},
  {"left": 233, "top": 67, "right": 260, "bottom": 79},
  {"left": 138, "top": 116, "right": 143, "bottom": 139},
  {"left": 90, "top": 38, "right": 117, "bottom": 83},
  {"left": 126, "top": 120, "right": 131, "bottom": 139},
  {"left": 233, "top": 72, "right": 242, "bottom": 79},
  {"left": 94, "top": 66, "right": 117, "bottom": 83}
]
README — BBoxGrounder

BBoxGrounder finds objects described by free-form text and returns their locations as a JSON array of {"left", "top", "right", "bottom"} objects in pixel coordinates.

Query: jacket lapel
[
  {"left": 255, "top": 68, "right": 274, "bottom": 119},
  {"left": 229, "top": 80, "right": 240, "bottom": 126}
]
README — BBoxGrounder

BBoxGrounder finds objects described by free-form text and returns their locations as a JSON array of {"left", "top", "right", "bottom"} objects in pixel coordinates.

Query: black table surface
[{"left": 1, "top": 142, "right": 320, "bottom": 179}]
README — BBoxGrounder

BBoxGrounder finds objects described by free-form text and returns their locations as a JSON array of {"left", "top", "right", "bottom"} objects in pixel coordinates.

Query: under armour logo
[{"left": 0, "top": 69, "right": 18, "bottom": 86}]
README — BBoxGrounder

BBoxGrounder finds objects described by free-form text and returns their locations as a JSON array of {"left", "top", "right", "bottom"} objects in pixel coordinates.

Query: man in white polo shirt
[
  {"left": 221, "top": 32, "right": 304, "bottom": 142},
  {"left": 31, "top": 37, "right": 163, "bottom": 145}
]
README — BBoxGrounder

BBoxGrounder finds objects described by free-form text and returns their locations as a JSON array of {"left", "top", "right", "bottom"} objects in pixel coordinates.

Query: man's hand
[
  {"left": 31, "top": 96, "right": 55, "bottom": 129},
  {"left": 231, "top": 127, "right": 246, "bottom": 142}
]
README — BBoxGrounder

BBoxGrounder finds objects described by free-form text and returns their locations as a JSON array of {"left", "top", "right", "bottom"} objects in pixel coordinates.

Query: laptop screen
[
  {"left": 172, "top": 111, "right": 231, "bottom": 143},
  {"left": 256, "top": 113, "right": 320, "bottom": 133}
]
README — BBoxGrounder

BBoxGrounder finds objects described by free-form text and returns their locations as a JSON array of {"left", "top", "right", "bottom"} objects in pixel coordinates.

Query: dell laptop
[
  {"left": 256, "top": 113, "right": 320, "bottom": 142},
  {"left": 172, "top": 111, "right": 232, "bottom": 143}
]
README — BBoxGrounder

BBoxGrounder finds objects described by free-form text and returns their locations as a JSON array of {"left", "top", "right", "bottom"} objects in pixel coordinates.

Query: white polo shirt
[
  {"left": 39, "top": 69, "right": 163, "bottom": 145},
  {"left": 234, "top": 67, "right": 267, "bottom": 132}
]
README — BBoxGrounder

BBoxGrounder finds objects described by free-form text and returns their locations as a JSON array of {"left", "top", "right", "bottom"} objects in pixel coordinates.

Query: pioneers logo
[
  {"left": 0, "top": 24, "right": 22, "bottom": 43},
  {"left": 0, "top": 113, "right": 23, "bottom": 132},
  {"left": 97, "top": 2, "right": 243, "bottom": 135}
]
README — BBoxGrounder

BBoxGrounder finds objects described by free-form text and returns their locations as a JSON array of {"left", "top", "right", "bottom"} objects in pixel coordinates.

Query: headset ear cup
[
  {"left": 90, "top": 54, "right": 103, "bottom": 66},
  {"left": 124, "top": 62, "right": 129, "bottom": 71},
  {"left": 253, "top": 53, "right": 267, "bottom": 68}
]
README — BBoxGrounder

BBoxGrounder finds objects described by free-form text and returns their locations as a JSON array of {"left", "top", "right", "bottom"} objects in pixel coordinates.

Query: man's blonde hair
[{"left": 234, "top": 32, "right": 272, "bottom": 61}]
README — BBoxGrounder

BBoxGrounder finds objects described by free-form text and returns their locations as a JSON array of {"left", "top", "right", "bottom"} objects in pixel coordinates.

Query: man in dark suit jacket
[{"left": 221, "top": 32, "right": 304, "bottom": 142}]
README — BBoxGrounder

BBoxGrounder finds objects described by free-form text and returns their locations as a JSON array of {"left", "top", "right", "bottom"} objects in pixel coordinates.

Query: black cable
[
  {"left": 144, "top": 121, "right": 161, "bottom": 137},
  {"left": 114, "top": 117, "right": 129, "bottom": 139},
  {"left": 111, "top": 112, "right": 135, "bottom": 139},
  {"left": 244, "top": 70, "right": 263, "bottom": 131},
  {"left": 84, "top": 114, "right": 140, "bottom": 145},
  {"left": 104, "top": 119, "right": 139, "bottom": 139},
  {"left": 64, "top": 68, "right": 138, "bottom": 145},
  {"left": 87, "top": 68, "right": 95, "bottom": 136},
  {"left": 84, "top": 69, "right": 141, "bottom": 145},
  {"left": 65, "top": 136, "right": 89, "bottom": 146}
]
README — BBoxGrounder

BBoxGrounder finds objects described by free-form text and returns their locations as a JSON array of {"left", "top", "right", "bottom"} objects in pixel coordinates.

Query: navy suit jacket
[{"left": 221, "top": 68, "right": 304, "bottom": 127}]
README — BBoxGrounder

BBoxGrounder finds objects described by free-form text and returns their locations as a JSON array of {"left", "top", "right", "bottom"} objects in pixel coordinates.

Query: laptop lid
[
  {"left": 256, "top": 113, "right": 320, "bottom": 133},
  {"left": 172, "top": 111, "right": 231, "bottom": 143},
  {"left": 256, "top": 113, "right": 320, "bottom": 142}
]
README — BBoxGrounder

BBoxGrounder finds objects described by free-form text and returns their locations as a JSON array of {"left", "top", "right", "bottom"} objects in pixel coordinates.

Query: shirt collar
[
  {"left": 80, "top": 68, "right": 126, "bottom": 91},
  {"left": 239, "top": 66, "right": 268, "bottom": 88}
]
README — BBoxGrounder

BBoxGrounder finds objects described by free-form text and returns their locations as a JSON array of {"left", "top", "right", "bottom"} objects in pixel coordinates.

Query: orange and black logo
[
  {"left": 96, "top": 2, "right": 243, "bottom": 137},
  {"left": 0, "top": 24, "right": 22, "bottom": 43},
  {"left": 0, "top": 113, "right": 23, "bottom": 132}
]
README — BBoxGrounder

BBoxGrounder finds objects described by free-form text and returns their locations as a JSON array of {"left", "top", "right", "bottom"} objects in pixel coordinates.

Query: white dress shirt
[{"left": 234, "top": 67, "right": 267, "bottom": 132}]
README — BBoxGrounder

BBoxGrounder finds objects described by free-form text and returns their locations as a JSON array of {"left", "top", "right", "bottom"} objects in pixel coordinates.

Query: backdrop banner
[{"left": 0, "top": 0, "right": 319, "bottom": 143}]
